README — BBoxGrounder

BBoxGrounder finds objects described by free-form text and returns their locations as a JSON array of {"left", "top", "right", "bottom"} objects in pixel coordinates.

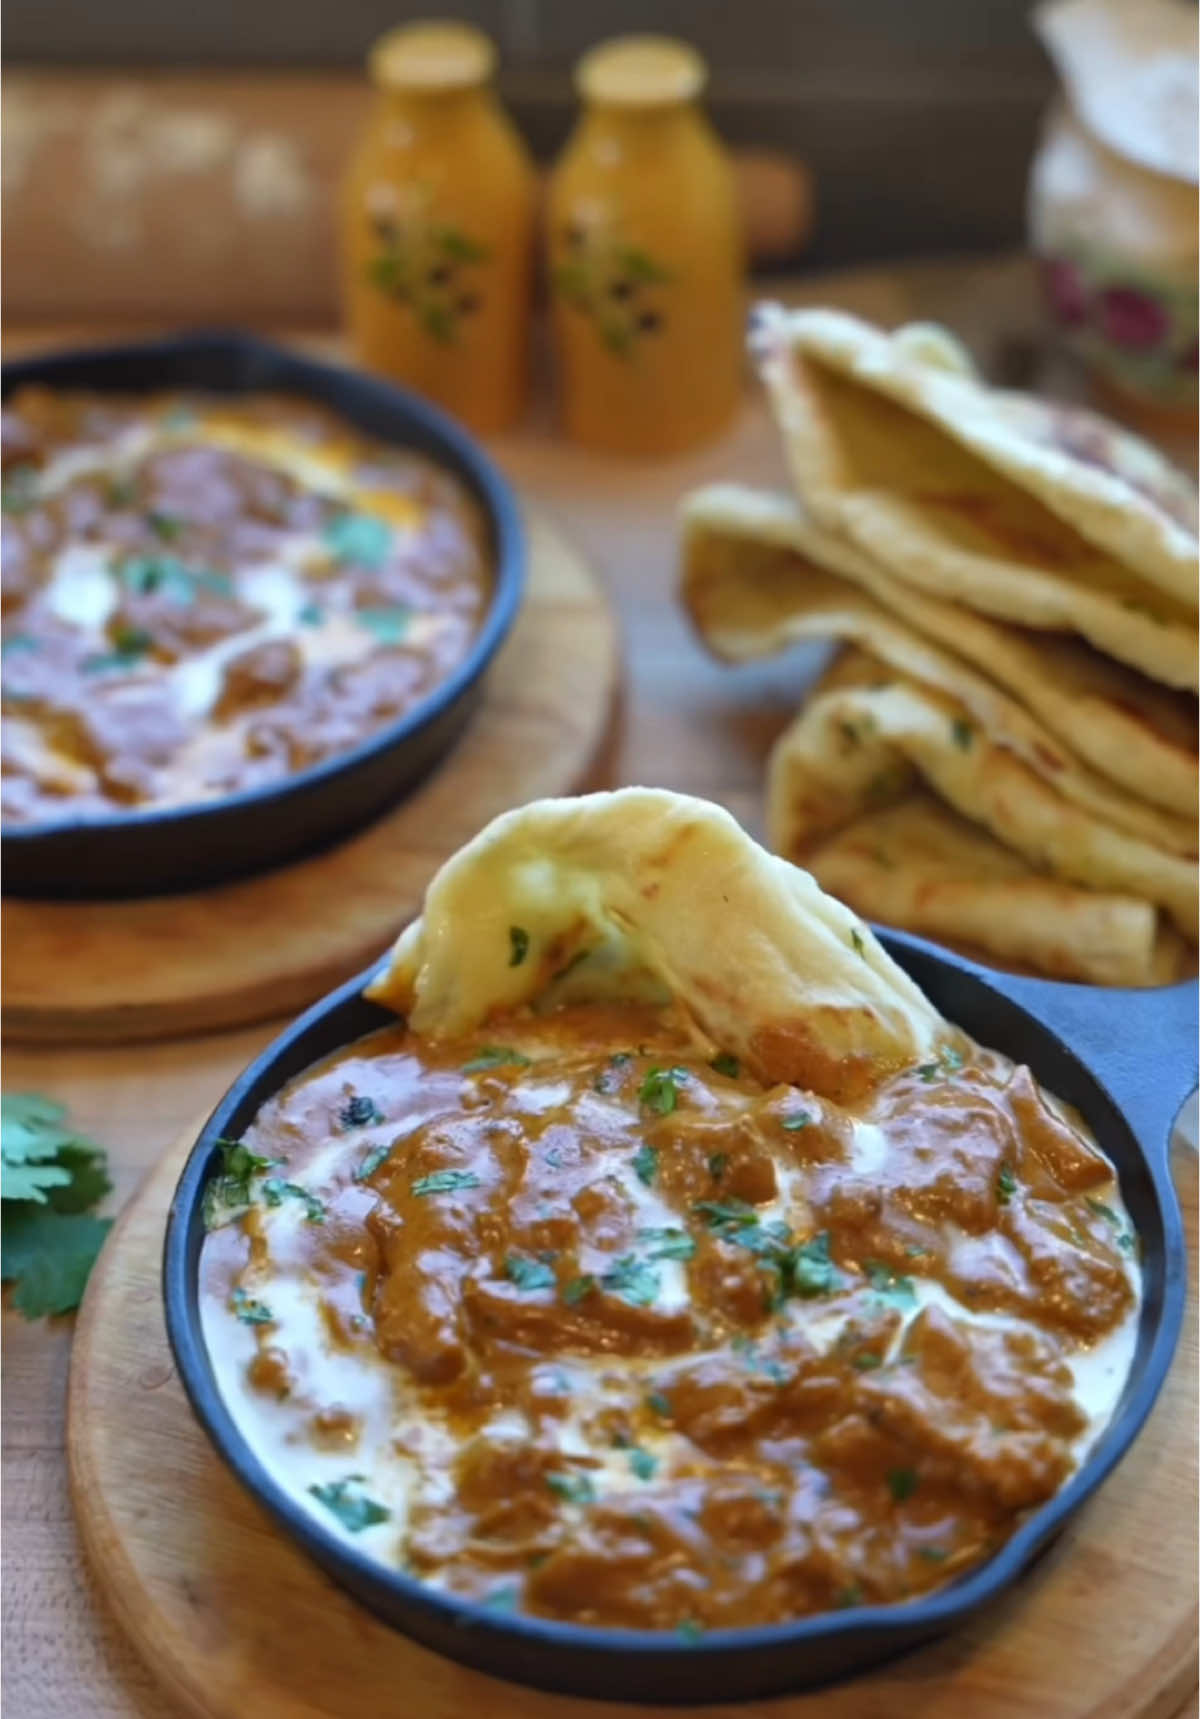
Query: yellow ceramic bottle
[
  {"left": 546, "top": 35, "right": 745, "bottom": 456},
  {"left": 340, "top": 21, "right": 537, "bottom": 433}
]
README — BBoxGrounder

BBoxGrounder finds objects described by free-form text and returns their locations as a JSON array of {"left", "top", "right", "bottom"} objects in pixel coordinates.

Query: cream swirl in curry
[
  {"left": 1, "top": 388, "right": 490, "bottom": 823},
  {"left": 200, "top": 1000, "right": 1138, "bottom": 1633}
]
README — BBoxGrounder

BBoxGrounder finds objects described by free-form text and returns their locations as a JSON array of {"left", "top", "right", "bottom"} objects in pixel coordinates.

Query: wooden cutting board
[
  {"left": 66, "top": 1124, "right": 1197, "bottom": 1719},
  {"left": 3, "top": 510, "right": 618, "bottom": 1044}
]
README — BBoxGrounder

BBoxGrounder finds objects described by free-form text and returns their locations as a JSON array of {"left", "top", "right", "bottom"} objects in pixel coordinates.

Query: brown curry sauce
[
  {"left": 199, "top": 1002, "right": 1138, "bottom": 1634},
  {"left": 1, "top": 388, "right": 490, "bottom": 822}
]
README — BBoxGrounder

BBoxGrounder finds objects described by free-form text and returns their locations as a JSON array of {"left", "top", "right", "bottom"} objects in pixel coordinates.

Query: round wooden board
[
  {"left": 68, "top": 1128, "right": 1197, "bottom": 1719},
  {"left": 3, "top": 511, "right": 618, "bottom": 1045}
]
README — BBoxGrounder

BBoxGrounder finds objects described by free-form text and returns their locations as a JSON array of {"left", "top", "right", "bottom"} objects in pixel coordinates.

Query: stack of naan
[{"left": 680, "top": 308, "right": 1199, "bottom": 986}]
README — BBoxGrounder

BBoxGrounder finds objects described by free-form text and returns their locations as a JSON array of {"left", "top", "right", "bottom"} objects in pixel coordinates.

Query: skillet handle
[{"left": 982, "top": 970, "right": 1198, "bottom": 1163}]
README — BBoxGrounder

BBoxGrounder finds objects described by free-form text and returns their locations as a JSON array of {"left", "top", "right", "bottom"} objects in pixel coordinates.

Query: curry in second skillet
[
  {"left": 197, "top": 791, "right": 1139, "bottom": 1636},
  {"left": 1, "top": 389, "right": 490, "bottom": 823}
]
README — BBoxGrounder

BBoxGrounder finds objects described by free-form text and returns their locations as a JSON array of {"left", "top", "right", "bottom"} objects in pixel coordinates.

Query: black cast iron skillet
[
  {"left": 163, "top": 933, "right": 1195, "bottom": 1704},
  {"left": 1, "top": 333, "right": 525, "bottom": 898}
]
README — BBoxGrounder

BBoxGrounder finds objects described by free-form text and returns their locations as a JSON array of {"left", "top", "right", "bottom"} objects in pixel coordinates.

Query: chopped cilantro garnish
[
  {"left": 410, "top": 1169, "right": 481, "bottom": 1197},
  {"left": 631, "top": 1143, "right": 658, "bottom": 1186},
  {"left": 637, "top": 1226, "right": 696, "bottom": 1262},
  {"left": 917, "top": 1545, "right": 948, "bottom": 1562},
  {"left": 546, "top": 1471, "right": 595, "bottom": 1505},
  {"left": 628, "top": 1447, "right": 658, "bottom": 1481},
  {"left": 353, "top": 1143, "right": 391, "bottom": 1182},
  {"left": 782, "top": 1112, "right": 811, "bottom": 1131},
  {"left": 789, "top": 1231, "right": 839, "bottom": 1298},
  {"left": 646, "top": 1389, "right": 672, "bottom": 1417},
  {"left": 230, "top": 1286, "right": 274, "bottom": 1326},
  {"left": 916, "top": 1047, "right": 964, "bottom": 1082},
  {"left": 339, "top": 1094, "right": 384, "bottom": 1130},
  {"left": 600, "top": 1255, "right": 661, "bottom": 1307},
  {"left": 324, "top": 511, "right": 392, "bottom": 569},
  {"left": 356, "top": 605, "right": 413, "bottom": 645},
  {"left": 1086, "top": 1197, "right": 1120, "bottom": 1225},
  {"left": 707, "top": 1152, "right": 728, "bottom": 1181},
  {"left": 261, "top": 1178, "right": 326, "bottom": 1223},
  {"left": 709, "top": 1053, "right": 740, "bottom": 1079},
  {"left": 202, "top": 1137, "right": 277, "bottom": 1229},
  {"left": 148, "top": 510, "right": 183, "bottom": 541},
  {"left": 638, "top": 1066, "right": 688, "bottom": 1116},
  {"left": 996, "top": 1164, "right": 1017, "bottom": 1204},
  {"left": 308, "top": 1475, "right": 390, "bottom": 1532},
  {"left": 462, "top": 1046, "right": 531, "bottom": 1073},
  {"left": 1, "top": 465, "right": 38, "bottom": 514},
  {"left": 116, "top": 555, "right": 230, "bottom": 603},
  {"left": 834, "top": 1585, "right": 863, "bottom": 1609},
  {"left": 483, "top": 1584, "right": 521, "bottom": 1612},
  {"left": 850, "top": 928, "right": 866, "bottom": 957},
  {"left": 951, "top": 717, "right": 974, "bottom": 750},
  {"left": 887, "top": 1468, "right": 919, "bottom": 1502},
  {"left": 563, "top": 1274, "right": 596, "bottom": 1306},
  {"left": 508, "top": 925, "right": 529, "bottom": 967},
  {"left": 676, "top": 1619, "right": 705, "bottom": 1643},
  {"left": 504, "top": 1254, "right": 556, "bottom": 1292},
  {"left": 297, "top": 600, "right": 324, "bottom": 626},
  {"left": 1, "top": 633, "right": 38, "bottom": 659},
  {"left": 864, "top": 1261, "right": 916, "bottom": 1307},
  {"left": 852, "top": 1351, "right": 883, "bottom": 1371}
]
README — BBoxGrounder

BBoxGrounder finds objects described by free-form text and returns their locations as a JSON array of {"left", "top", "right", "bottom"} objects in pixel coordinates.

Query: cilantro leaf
[
  {"left": 462, "top": 1046, "right": 531, "bottom": 1073},
  {"left": 996, "top": 1164, "right": 1017, "bottom": 1205},
  {"left": 354, "top": 1143, "right": 392, "bottom": 1182},
  {"left": 787, "top": 1231, "right": 839, "bottom": 1298},
  {"left": 563, "top": 1274, "right": 596, "bottom": 1306},
  {"left": 324, "top": 512, "right": 392, "bottom": 569},
  {"left": 202, "top": 1137, "right": 277, "bottom": 1229},
  {"left": 504, "top": 1254, "right": 556, "bottom": 1292},
  {"left": 339, "top": 1094, "right": 384, "bottom": 1130},
  {"left": 410, "top": 1169, "right": 481, "bottom": 1197},
  {"left": 356, "top": 605, "right": 413, "bottom": 646},
  {"left": 864, "top": 1260, "right": 917, "bottom": 1307},
  {"left": 631, "top": 1143, "right": 658, "bottom": 1186},
  {"left": 231, "top": 1286, "right": 274, "bottom": 1326},
  {"left": 709, "top": 1053, "right": 740, "bottom": 1079},
  {"left": 1, "top": 1206, "right": 112, "bottom": 1318},
  {"left": 638, "top": 1066, "right": 688, "bottom": 1116},
  {"left": 887, "top": 1467, "right": 919, "bottom": 1502},
  {"left": 628, "top": 1447, "right": 658, "bottom": 1480},
  {"left": 546, "top": 1470, "right": 596, "bottom": 1505},
  {"left": 600, "top": 1255, "right": 661, "bottom": 1307},
  {"left": 261, "top": 1178, "right": 326, "bottom": 1223},
  {"left": 508, "top": 925, "right": 530, "bottom": 966},
  {"left": 782, "top": 1112, "right": 811, "bottom": 1132},
  {"left": 308, "top": 1476, "right": 390, "bottom": 1532},
  {"left": 637, "top": 1226, "right": 696, "bottom": 1262}
]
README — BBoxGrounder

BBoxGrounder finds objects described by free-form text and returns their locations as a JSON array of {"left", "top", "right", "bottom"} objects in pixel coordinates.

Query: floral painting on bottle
[
  {"left": 551, "top": 215, "right": 673, "bottom": 358},
  {"left": 364, "top": 183, "right": 489, "bottom": 344}
]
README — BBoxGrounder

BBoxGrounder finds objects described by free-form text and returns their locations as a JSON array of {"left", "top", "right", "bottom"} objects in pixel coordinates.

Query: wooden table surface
[{"left": 3, "top": 257, "right": 1196, "bottom": 1719}]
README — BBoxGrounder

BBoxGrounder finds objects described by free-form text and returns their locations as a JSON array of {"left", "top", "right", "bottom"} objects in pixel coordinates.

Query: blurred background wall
[{"left": 3, "top": 0, "right": 1054, "bottom": 268}]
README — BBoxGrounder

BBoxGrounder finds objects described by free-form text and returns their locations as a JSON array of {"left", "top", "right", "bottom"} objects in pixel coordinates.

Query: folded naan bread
[
  {"left": 682, "top": 483, "right": 1198, "bottom": 820},
  {"left": 805, "top": 792, "right": 1184, "bottom": 989},
  {"left": 682, "top": 485, "right": 1196, "bottom": 854},
  {"left": 766, "top": 651, "right": 1198, "bottom": 940},
  {"left": 367, "top": 788, "right": 946, "bottom": 1099},
  {"left": 752, "top": 307, "right": 1199, "bottom": 688}
]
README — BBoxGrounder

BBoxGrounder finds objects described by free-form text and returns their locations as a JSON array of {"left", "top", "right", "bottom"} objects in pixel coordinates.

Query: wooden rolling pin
[{"left": 1, "top": 71, "right": 813, "bottom": 327}]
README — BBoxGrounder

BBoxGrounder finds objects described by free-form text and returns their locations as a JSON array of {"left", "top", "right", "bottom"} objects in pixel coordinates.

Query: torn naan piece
[
  {"left": 682, "top": 483, "right": 1198, "bottom": 820},
  {"left": 681, "top": 485, "right": 1196, "bottom": 856},
  {"left": 806, "top": 792, "right": 1183, "bottom": 989},
  {"left": 367, "top": 787, "right": 946, "bottom": 1100},
  {"left": 765, "top": 653, "right": 1198, "bottom": 941},
  {"left": 752, "top": 307, "right": 1199, "bottom": 688}
]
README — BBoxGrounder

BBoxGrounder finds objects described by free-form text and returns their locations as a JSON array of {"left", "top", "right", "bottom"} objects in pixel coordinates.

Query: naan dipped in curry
[{"left": 198, "top": 790, "right": 1142, "bottom": 1633}]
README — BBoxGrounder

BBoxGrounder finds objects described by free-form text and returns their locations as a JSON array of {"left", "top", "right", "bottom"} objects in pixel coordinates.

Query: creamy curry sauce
[
  {"left": 1, "top": 388, "right": 490, "bottom": 822},
  {"left": 199, "top": 1002, "right": 1139, "bottom": 1634}
]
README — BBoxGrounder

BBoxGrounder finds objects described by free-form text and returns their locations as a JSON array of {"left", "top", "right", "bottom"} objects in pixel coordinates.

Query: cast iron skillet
[
  {"left": 163, "top": 934, "right": 1195, "bottom": 1704},
  {"left": 1, "top": 333, "right": 525, "bottom": 898}
]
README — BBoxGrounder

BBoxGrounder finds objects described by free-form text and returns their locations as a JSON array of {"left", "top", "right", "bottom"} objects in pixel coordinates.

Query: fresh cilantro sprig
[{"left": 1, "top": 1093, "right": 114, "bottom": 1318}]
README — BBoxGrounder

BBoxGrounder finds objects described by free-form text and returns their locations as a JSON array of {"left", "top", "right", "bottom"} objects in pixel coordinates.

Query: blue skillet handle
[{"left": 981, "top": 969, "right": 1198, "bottom": 1163}]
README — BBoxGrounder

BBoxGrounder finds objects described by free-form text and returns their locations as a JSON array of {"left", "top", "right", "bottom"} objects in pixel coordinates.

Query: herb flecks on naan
[{"left": 368, "top": 788, "right": 944, "bottom": 1101}]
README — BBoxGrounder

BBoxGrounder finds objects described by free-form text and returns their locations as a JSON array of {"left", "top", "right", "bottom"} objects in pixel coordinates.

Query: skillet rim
[
  {"left": 160, "top": 932, "right": 1191, "bottom": 1698},
  {"left": 0, "top": 330, "right": 526, "bottom": 889}
]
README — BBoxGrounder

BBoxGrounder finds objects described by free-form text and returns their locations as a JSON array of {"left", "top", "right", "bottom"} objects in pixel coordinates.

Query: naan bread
[
  {"left": 681, "top": 486, "right": 1196, "bottom": 855},
  {"left": 682, "top": 483, "right": 1198, "bottom": 819},
  {"left": 766, "top": 653, "right": 1198, "bottom": 940},
  {"left": 367, "top": 788, "right": 946, "bottom": 1099},
  {"left": 805, "top": 793, "right": 1179, "bottom": 989},
  {"left": 752, "top": 307, "right": 1199, "bottom": 687}
]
